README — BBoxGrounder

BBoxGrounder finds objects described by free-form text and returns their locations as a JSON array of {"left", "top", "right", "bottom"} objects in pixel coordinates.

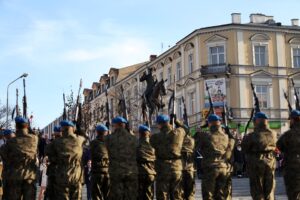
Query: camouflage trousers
[
  {"left": 283, "top": 168, "right": 300, "bottom": 200},
  {"left": 138, "top": 174, "right": 155, "bottom": 200},
  {"left": 44, "top": 175, "right": 55, "bottom": 200},
  {"left": 3, "top": 179, "right": 36, "bottom": 200},
  {"left": 91, "top": 173, "right": 110, "bottom": 200},
  {"left": 201, "top": 167, "right": 229, "bottom": 200},
  {"left": 247, "top": 157, "right": 275, "bottom": 200},
  {"left": 109, "top": 174, "right": 138, "bottom": 200},
  {"left": 54, "top": 182, "right": 82, "bottom": 200},
  {"left": 156, "top": 172, "right": 182, "bottom": 200},
  {"left": 181, "top": 170, "right": 195, "bottom": 200}
]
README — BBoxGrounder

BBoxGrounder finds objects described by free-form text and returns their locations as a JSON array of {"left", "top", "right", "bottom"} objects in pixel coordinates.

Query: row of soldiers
[{"left": 0, "top": 109, "right": 299, "bottom": 200}]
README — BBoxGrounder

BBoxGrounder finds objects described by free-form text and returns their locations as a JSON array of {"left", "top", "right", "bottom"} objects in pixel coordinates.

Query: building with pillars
[{"left": 44, "top": 13, "right": 300, "bottom": 137}]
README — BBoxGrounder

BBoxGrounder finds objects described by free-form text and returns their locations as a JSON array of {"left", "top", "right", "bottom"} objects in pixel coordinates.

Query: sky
[{"left": 0, "top": 0, "right": 299, "bottom": 128}]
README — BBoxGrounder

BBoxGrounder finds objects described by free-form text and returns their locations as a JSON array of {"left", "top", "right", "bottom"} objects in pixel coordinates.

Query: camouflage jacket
[
  {"left": 0, "top": 129, "right": 38, "bottom": 181},
  {"left": 106, "top": 127, "right": 138, "bottom": 176},
  {"left": 242, "top": 125, "right": 276, "bottom": 162},
  {"left": 182, "top": 134, "right": 195, "bottom": 171},
  {"left": 90, "top": 136, "right": 109, "bottom": 175},
  {"left": 150, "top": 125, "right": 185, "bottom": 175},
  {"left": 194, "top": 126, "right": 230, "bottom": 169},
  {"left": 277, "top": 123, "right": 300, "bottom": 169},
  {"left": 137, "top": 137, "right": 156, "bottom": 176},
  {"left": 46, "top": 130, "right": 85, "bottom": 185}
]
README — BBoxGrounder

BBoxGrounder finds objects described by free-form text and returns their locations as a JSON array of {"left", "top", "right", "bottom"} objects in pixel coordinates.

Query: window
[
  {"left": 110, "top": 99, "right": 114, "bottom": 117},
  {"left": 188, "top": 54, "right": 193, "bottom": 73},
  {"left": 167, "top": 67, "right": 172, "bottom": 85},
  {"left": 110, "top": 76, "right": 115, "bottom": 86},
  {"left": 209, "top": 46, "right": 225, "bottom": 65},
  {"left": 177, "top": 97, "right": 183, "bottom": 119},
  {"left": 293, "top": 48, "right": 300, "bottom": 68},
  {"left": 176, "top": 62, "right": 182, "bottom": 80},
  {"left": 255, "top": 85, "right": 269, "bottom": 108},
  {"left": 189, "top": 92, "right": 196, "bottom": 114},
  {"left": 254, "top": 45, "right": 268, "bottom": 66}
]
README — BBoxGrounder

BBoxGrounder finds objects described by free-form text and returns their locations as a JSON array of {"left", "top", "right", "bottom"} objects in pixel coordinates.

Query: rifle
[
  {"left": 23, "top": 79, "right": 27, "bottom": 119},
  {"left": 283, "top": 89, "right": 293, "bottom": 113},
  {"left": 63, "top": 93, "right": 67, "bottom": 120},
  {"left": 120, "top": 85, "right": 130, "bottom": 131},
  {"left": 181, "top": 96, "right": 189, "bottom": 128},
  {"left": 291, "top": 78, "right": 300, "bottom": 110},
  {"left": 201, "top": 82, "right": 215, "bottom": 128},
  {"left": 244, "top": 82, "right": 261, "bottom": 134},
  {"left": 168, "top": 75, "right": 177, "bottom": 129},
  {"left": 105, "top": 81, "right": 110, "bottom": 128},
  {"left": 74, "top": 79, "right": 83, "bottom": 134},
  {"left": 16, "top": 89, "right": 20, "bottom": 117}
]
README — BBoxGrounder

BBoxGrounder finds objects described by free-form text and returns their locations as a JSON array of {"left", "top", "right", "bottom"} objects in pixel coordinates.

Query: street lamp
[{"left": 6, "top": 73, "right": 29, "bottom": 128}]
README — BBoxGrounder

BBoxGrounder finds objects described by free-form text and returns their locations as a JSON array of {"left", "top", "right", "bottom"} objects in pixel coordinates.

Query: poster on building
[{"left": 204, "top": 78, "right": 226, "bottom": 108}]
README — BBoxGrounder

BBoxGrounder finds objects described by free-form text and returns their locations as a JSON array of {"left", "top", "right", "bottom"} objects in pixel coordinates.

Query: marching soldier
[
  {"left": 194, "top": 114, "right": 233, "bottom": 200},
  {"left": 277, "top": 110, "right": 300, "bottom": 200},
  {"left": 44, "top": 125, "right": 62, "bottom": 200},
  {"left": 46, "top": 120, "right": 85, "bottom": 200},
  {"left": 176, "top": 120, "right": 195, "bottom": 200},
  {"left": 106, "top": 117, "right": 138, "bottom": 200},
  {"left": 0, "top": 117, "right": 38, "bottom": 200},
  {"left": 242, "top": 112, "right": 277, "bottom": 200},
  {"left": 137, "top": 125, "right": 156, "bottom": 200},
  {"left": 150, "top": 114, "right": 185, "bottom": 200},
  {"left": 90, "top": 124, "right": 110, "bottom": 200}
]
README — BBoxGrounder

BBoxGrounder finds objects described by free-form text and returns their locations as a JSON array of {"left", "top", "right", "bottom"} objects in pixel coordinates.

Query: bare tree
[{"left": 0, "top": 101, "right": 12, "bottom": 129}]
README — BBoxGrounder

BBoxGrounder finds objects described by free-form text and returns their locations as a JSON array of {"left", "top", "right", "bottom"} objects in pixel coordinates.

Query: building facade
[{"left": 43, "top": 13, "right": 300, "bottom": 137}]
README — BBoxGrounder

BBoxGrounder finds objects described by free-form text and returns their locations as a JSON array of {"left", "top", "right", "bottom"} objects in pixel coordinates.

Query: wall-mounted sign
[{"left": 204, "top": 78, "right": 226, "bottom": 107}]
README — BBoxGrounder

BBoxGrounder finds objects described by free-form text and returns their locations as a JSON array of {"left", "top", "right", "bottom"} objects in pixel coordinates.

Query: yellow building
[{"left": 79, "top": 13, "right": 300, "bottom": 136}]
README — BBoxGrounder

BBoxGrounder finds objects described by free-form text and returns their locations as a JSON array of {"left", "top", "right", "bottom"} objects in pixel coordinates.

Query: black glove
[{"left": 170, "top": 114, "right": 177, "bottom": 122}]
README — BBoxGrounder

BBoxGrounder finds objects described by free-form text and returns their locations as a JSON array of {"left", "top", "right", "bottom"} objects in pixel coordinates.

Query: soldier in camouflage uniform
[
  {"left": 46, "top": 120, "right": 85, "bottom": 200},
  {"left": 277, "top": 110, "right": 300, "bottom": 200},
  {"left": 194, "top": 114, "right": 233, "bottom": 200},
  {"left": 90, "top": 124, "right": 110, "bottom": 200},
  {"left": 106, "top": 117, "right": 138, "bottom": 200},
  {"left": 0, "top": 117, "right": 38, "bottom": 200},
  {"left": 175, "top": 120, "right": 195, "bottom": 200},
  {"left": 150, "top": 115, "right": 185, "bottom": 200},
  {"left": 137, "top": 125, "right": 156, "bottom": 200},
  {"left": 242, "top": 112, "right": 277, "bottom": 200},
  {"left": 44, "top": 125, "right": 62, "bottom": 200}
]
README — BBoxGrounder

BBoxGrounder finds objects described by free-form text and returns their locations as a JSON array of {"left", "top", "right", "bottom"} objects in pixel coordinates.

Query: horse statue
[{"left": 141, "top": 79, "right": 167, "bottom": 125}]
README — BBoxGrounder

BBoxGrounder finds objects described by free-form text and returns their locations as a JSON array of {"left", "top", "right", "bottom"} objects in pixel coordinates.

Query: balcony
[{"left": 200, "top": 63, "right": 231, "bottom": 76}]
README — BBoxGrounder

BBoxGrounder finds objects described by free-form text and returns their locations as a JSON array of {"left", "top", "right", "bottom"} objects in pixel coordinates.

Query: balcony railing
[{"left": 200, "top": 63, "right": 231, "bottom": 76}]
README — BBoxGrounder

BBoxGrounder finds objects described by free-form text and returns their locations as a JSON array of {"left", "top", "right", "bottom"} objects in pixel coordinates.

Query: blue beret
[
  {"left": 112, "top": 116, "right": 127, "bottom": 124},
  {"left": 15, "top": 116, "right": 29, "bottom": 124},
  {"left": 290, "top": 110, "right": 300, "bottom": 118},
  {"left": 53, "top": 126, "right": 61, "bottom": 132},
  {"left": 139, "top": 125, "right": 150, "bottom": 133},
  {"left": 96, "top": 124, "right": 108, "bottom": 132},
  {"left": 208, "top": 114, "right": 221, "bottom": 123},
  {"left": 3, "top": 129, "right": 12, "bottom": 136},
  {"left": 60, "top": 120, "right": 75, "bottom": 127},
  {"left": 156, "top": 115, "right": 170, "bottom": 123},
  {"left": 254, "top": 112, "right": 268, "bottom": 120}
]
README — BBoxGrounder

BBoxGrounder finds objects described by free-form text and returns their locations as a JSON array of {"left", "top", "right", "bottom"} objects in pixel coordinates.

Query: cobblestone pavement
[{"left": 36, "top": 177, "right": 287, "bottom": 199}]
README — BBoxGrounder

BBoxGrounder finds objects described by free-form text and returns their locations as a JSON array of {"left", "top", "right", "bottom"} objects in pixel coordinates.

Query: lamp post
[{"left": 6, "top": 73, "right": 28, "bottom": 128}]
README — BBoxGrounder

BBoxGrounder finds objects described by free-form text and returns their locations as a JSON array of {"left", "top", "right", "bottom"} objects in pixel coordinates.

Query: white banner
[{"left": 204, "top": 78, "right": 226, "bottom": 107}]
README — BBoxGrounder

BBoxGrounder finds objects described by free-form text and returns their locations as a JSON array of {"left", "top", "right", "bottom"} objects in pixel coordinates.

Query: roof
[
  {"left": 115, "top": 61, "right": 148, "bottom": 83},
  {"left": 83, "top": 88, "right": 92, "bottom": 96}
]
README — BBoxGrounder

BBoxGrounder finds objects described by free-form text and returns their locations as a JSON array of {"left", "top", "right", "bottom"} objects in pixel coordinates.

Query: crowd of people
[{"left": 0, "top": 110, "right": 299, "bottom": 200}]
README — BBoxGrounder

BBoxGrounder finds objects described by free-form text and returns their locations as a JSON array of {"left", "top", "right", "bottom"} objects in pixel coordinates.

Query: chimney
[
  {"left": 291, "top": 19, "right": 299, "bottom": 26},
  {"left": 231, "top": 13, "right": 241, "bottom": 24},
  {"left": 250, "top": 13, "right": 273, "bottom": 24},
  {"left": 150, "top": 55, "right": 157, "bottom": 61}
]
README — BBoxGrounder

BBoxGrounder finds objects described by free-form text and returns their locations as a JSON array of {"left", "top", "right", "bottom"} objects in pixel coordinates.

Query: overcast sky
[{"left": 0, "top": 0, "right": 299, "bottom": 128}]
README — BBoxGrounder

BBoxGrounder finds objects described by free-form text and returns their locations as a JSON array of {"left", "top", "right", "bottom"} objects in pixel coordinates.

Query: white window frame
[
  {"left": 252, "top": 42, "right": 269, "bottom": 66},
  {"left": 167, "top": 66, "right": 172, "bottom": 85},
  {"left": 291, "top": 45, "right": 300, "bottom": 68},
  {"left": 207, "top": 42, "right": 226, "bottom": 65},
  {"left": 254, "top": 84, "right": 270, "bottom": 109},
  {"left": 177, "top": 97, "right": 183, "bottom": 119},
  {"left": 188, "top": 91, "right": 196, "bottom": 115},
  {"left": 176, "top": 62, "right": 182, "bottom": 81}
]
